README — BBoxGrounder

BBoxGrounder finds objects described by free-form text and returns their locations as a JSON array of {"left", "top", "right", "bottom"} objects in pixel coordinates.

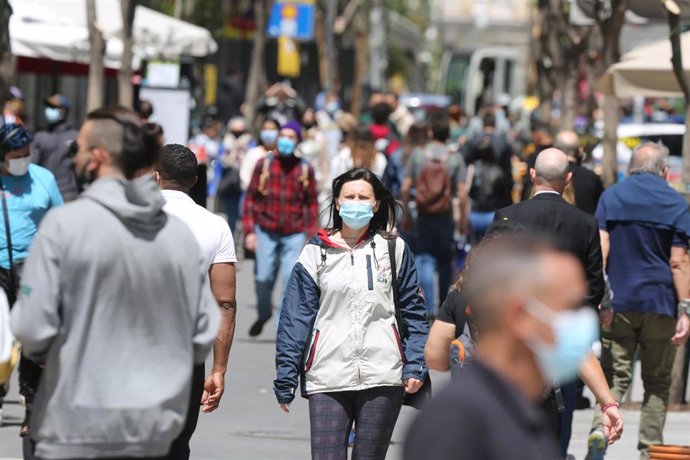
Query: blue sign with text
[{"left": 266, "top": 2, "right": 315, "bottom": 42}]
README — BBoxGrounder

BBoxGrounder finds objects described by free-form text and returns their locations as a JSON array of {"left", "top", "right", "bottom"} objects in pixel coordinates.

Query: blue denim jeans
[
  {"left": 414, "top": 253, "right": 451, "bottom": 316},
  {"left": 255, "top": 226, "right": 306, "bottom": 322},
  {"left": 220, "top": 192, "right": 241, "bottom": 235},
  {"left": 413, "top": 215, "right": 454, "bottom": 316}
]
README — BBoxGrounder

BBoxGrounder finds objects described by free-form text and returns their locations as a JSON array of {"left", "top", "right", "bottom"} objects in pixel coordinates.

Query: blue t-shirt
[
  {"left": 0, "top": 164, "right": 64, "bottom": 269},
  {"left": 596, "top": 199, "right": 688, "bottom": 318}
]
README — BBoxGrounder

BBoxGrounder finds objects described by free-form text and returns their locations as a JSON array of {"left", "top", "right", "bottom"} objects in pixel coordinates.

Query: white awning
[
  {"left": 9, "top": 0, "right": 218, "bottom": 68},
  {"left": 597, "top": 31, "right": 690, "bottom": 98}
]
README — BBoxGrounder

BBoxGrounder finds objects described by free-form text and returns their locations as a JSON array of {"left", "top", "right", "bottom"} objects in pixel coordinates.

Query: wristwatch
[{"left": 679, "top": 299, "right": 690, "bottom": 317}]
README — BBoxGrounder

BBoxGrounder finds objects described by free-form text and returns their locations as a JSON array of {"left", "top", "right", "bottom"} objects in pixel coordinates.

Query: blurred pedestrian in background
[
  {"left": 554, "top": 130, "right": 603, "bottom": 215},
  {"left": 243, "top": 121, "right": 318, "bottom": 337},
  {"left": 0, "top": 123, "right": 63, "bottom": 443},
  {"left": 218, "top": 117, "right": 252, "bottom": 234},
  {"left": 31, "top": 94, "right": 79, "bottom": 201},
  {"left": 240, "top": 118, "right": 279, "bottom": 192},
  {"left": 275, "top": 168, "right": 429, "bottom": 460},
  {"left": 3, "top": 87, "right": 25, "bottom": 126},
  {"left": 331, "top": 126, "right": 387, "bottom": 180},
  {"left": 402, "top": 116, "right": 467, "bottom": 318}
]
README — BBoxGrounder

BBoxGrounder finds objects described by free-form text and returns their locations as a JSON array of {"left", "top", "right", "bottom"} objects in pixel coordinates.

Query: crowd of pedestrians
[{"left": 0, "top": 81, "right": 689, "bottom": 460}]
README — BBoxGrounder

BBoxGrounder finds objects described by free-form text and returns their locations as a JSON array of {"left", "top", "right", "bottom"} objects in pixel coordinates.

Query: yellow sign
[
  {"left": 204, "top": 64, "right": 218, "bottom": 106},
  {"left": 277, "top": 36, "right": 300, "bottom": 78}
]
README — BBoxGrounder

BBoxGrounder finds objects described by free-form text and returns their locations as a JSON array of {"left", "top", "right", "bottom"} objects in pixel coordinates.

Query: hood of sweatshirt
[{"left": 83, "top": 175, "right": 167, "bottom": 232}]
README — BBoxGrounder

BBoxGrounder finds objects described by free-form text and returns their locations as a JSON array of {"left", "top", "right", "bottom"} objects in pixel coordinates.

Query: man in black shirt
[
  {"left": 555, "top": 130, "right": 603, "bottom": 215},
  {"left": 406, "top": 237, "right": 609, "bottom": 460}
]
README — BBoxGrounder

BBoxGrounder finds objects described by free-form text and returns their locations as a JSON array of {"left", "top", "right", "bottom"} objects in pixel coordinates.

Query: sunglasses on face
[{"left": 68, "top": 141, "right": 79, "bottom": 158}]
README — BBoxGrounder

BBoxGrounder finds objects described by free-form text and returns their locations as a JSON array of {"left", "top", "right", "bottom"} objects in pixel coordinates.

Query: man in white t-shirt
[{"left": 154, "top": 144, "right": 237, "bottom": 460}]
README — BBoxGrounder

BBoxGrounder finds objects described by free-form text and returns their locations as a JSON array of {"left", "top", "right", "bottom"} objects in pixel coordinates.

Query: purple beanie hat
[{"left": 281, "top": 120, "right": 303, "bottom": 143}]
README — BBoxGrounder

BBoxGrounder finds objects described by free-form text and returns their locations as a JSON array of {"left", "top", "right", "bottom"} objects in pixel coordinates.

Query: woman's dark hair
[
  {"left": 326, "top": 168, "right": 400, "bottom": 238},
  {"left": 474, "top": 134, "right": 497, "bottom": 164},
  {"left": 346, "top": 126, "right": 378, "bottom": 170}
]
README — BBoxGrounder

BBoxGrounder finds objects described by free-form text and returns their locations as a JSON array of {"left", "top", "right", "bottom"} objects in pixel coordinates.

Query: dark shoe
[
  {"left": 19, "top": 409, "right": 31, "bottom": 438},
  {"left": 249, "top": 317, "right": 271, "bottom": 337}
]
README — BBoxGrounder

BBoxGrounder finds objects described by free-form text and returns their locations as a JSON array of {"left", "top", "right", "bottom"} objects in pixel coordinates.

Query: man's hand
[
  {"left": 671, "top": 314, "right": 690, "bottom": 346},
  {"left": 602, "top": 405, "right": 624, "bottom": 445},
  {"left": 279, "top": 403, "right": 290, "bottom": 413},
  {"left": 201, "top": 371, "right": 225, "bottom": 413},
  {"left": 404, "top": 378, "right": 423, "bottom": 394},
  {"left": 245, "top": 233, "right": 257, "bottom": 252},
  {"left": 599, "top": 309, "right": 614, "bottom": 328}
]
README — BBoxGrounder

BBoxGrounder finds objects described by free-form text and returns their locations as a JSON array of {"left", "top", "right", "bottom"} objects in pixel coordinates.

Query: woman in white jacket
[{"left": 274, "top": 168, "right": 429, "bottom": 460}]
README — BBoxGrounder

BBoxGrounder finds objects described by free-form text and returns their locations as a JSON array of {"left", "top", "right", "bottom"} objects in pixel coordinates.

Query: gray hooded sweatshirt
[{"left": 11, "top": 176, "right": 219, "bottom": 459}]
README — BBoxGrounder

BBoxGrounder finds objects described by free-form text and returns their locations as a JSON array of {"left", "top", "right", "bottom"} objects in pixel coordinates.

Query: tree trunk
[
  {"left": 86, "top": 0, "right": 106, "bottom": 112},
  {"left": 0, "top": 0, "right": 14, "bottom": 108},
  {"left": 315, "top": 8, "right": 328, "bottom": 89},
  {"left": 602, "top": 95, "right": 619, "bottom": 186},
  {"left": 560, "top": 65, "right": 578, "bottom": 131},
  {"left": 597, "top": 0, "right": 629, "bottom": 187},
  {"left": 245, "top": 0, "right": 271, "bottom": 129},
  {"left": 351, "top": 12, "right": 368, "bottom": 118},
  {"left": 118, "top": 0, "right": 136, "bottom": 109}
]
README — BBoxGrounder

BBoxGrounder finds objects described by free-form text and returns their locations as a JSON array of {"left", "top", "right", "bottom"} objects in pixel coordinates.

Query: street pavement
[{"left": 2, "top": 258, "right": 689, "bottom": 459}]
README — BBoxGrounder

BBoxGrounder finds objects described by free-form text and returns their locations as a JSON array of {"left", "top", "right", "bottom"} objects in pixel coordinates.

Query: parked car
[{"left": 591, "top": 123, "right": 684, "bottom": 190}]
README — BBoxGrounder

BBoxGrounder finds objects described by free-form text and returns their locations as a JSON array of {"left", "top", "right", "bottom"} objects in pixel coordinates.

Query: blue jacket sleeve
[
  {"left": 396, "top": 240, "right": 430, "bottom": 381},
  {"left": 274, "top": 261, "right": 320, "bottom": 404}
]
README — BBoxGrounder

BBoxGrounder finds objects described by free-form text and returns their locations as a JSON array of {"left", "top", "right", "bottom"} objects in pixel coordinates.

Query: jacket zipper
[
  {"left": 305, "top": 330, "right": 320, "bottom": 372},
  {"left": 366, "top": 255, "right": 373, "bottom": 290},
  {"left": 391, "top": 325, "right": 407, "bottom": 364}
]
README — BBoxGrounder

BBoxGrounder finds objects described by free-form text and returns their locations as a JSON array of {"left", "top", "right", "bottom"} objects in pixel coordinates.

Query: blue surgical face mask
[
  {"left": 525, "top": 298, "right": 598, "bottom": 385},
  {"left": 338, "top": 201, "right": 375, "bottom": 230},
  {"left": 277, "top": 136, "right": 297, "bottom": 156},
  {"left": 259, "top": 129, "right": 278, "bottom": 146},
  {"left": 44, "top": 106, "right": 62, "bottom": 124},
  {"left": 326, "top": 101, "right": 340, "bottom": 114}
]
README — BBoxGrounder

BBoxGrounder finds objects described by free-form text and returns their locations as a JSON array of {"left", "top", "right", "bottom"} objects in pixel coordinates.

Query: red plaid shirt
[{"left": 243, "top": 154, "right": 318, "bottom": 236}]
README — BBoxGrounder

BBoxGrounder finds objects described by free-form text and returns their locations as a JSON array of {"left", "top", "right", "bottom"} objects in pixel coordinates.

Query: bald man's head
[
  {"left": 531, "top": 148, "right": 571, "bottom": 191},
  {"left": 554, "top": 131, "right": 580, "bottom": 161},
  {"left": 628, "top": 142, "right": 669, "bottom": 177}
]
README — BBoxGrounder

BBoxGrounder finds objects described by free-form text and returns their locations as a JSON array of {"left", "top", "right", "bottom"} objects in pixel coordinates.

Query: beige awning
[{"left": 597, "top": 31, "right": 690, "bottom": 98}]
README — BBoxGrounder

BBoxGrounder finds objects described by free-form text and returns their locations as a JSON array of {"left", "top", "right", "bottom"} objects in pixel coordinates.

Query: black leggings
[{"left": 308, "top": 386, "right": 403, "bottom": 460}]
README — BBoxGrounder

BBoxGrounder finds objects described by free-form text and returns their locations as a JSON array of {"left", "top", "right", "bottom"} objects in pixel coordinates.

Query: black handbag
[
  {"left": 217, "top": 166, "right": 241, "bottom": 195},
  {"left": 387, "top": 237, "right": 432, "bottom": 409}
]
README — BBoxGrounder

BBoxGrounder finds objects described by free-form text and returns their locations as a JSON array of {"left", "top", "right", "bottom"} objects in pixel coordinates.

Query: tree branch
[{"left": 667, "top": 7, "right": 690, "bottom": 104}]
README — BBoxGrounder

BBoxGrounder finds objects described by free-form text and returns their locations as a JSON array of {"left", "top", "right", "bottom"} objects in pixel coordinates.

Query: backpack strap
[
  {"left": 388, "top": 237, "right": 408, "bottom": 339},
  {"left": 299, "top": 161, "right": 309, "bottom": 191},
  {"left": 258, "top": 155, "right": 273, "bottom": 195}
]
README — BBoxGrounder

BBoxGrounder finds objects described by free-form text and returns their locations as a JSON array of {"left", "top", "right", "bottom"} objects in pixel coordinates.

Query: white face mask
[{"left": 7, "top": 157, "right": 30, "bottom": 176}]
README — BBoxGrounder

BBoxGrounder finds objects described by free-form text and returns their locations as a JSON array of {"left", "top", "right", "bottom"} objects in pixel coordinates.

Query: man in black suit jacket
[
  {"left": 555, "top": 130, "right": 604, "bottom": 215},
  {"left": 487, "top": 148, "right": 620, "bottom": 457},
  {"left": 489, "top": 148, "right": 605, "bottom": 307}
]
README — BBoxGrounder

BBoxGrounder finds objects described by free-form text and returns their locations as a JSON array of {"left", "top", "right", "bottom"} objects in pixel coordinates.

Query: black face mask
[
  {"left": 75, "top": 159, "right": 97, "bottom": 193},
  {"left": 303, "top": 122, "right": 315, "bottom": 130},
  {"left": 230, "top": 130, "right": 246, "bottom": 138}
]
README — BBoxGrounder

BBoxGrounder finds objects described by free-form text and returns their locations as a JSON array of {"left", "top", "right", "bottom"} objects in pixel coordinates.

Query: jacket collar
[{"left": 532, "top": 192, "right": 564, "bottom": 202}]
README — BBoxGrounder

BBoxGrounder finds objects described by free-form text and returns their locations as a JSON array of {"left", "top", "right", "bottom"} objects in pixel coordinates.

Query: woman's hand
[
  {"left": 404, "top": 378, "right": 423, "bottom": 394},
  {"left": 279, "top": 403, "right": 290, "bottom": 413}
]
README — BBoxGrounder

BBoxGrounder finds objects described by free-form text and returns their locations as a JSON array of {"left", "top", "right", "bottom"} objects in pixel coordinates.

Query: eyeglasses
[{"left": 67, "top": 141, "right": 79, "bottom": 158}]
